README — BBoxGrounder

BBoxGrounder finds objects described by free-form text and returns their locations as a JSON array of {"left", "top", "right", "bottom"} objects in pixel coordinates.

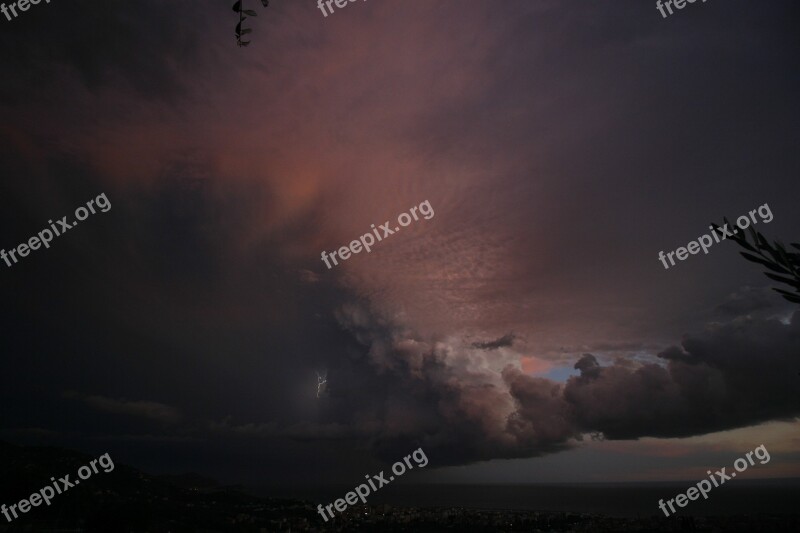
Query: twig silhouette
[{"left": 232, "top": 0, "right": 269, "bottom": 47}]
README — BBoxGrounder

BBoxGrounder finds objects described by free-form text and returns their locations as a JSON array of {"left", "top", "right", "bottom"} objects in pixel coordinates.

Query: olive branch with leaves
[
  {"left": 713, "top": 218, "right": 800, "bottom": 305},
  {"left": 232, "top": 0, "right": 269, "bottom": 47}
]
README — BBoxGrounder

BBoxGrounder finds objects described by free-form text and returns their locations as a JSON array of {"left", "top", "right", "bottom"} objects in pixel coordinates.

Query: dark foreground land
[{"left": 1, "top": 442, "right": 798, "bottom": 532}]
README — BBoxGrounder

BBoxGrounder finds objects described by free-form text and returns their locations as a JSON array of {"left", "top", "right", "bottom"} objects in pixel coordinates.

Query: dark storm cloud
[
  {"left": 64, "top": 392, "right": 182, "bottom": 424},
  {"left": 324, "top": 303, "right": 528, "bottom": 466},
  {"left": 563, "top": 312, "right": 800, "bottom": 439},
  {"left": 298, "top": 306, "right": 800, "bottom": 466},
  {"left": 501, "top": 367, "right": 577, "bottom": 453},
  {"left": 471, "top": 333, "right": 516, "bottom": 351}
]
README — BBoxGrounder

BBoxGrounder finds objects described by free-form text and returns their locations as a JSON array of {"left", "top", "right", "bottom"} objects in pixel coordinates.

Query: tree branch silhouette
[
  {"left": 232, "top": 0, "right": 269, "bottom": 47},
  {"left": 713, "top": 218, "right": 800, "bottom": 305}
]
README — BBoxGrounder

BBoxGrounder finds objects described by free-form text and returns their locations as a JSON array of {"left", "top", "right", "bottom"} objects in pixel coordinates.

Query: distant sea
[{"left": 256, "top": 479, "right": 800, "bottom": 517}]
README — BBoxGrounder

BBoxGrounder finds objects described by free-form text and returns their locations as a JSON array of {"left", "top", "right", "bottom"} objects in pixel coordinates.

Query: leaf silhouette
[
  {"left": 764, "top": 272, "right": 800, "bottom": 290},
  {"left": 740, "top": 252, "right": 790, "bottom": 274},
  {"left": 773, "top": 288, "right": 800, "bottom": 303}
]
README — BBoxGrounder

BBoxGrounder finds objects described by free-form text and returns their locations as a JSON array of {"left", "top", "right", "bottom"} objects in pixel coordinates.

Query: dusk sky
[{"left": 1, "top": 0, "right": 799, "bottom": 490}]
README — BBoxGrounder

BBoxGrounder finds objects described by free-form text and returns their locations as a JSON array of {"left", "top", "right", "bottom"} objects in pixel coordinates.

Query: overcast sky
[{"left": 1, "top": 0, "right": 799, "bottom": 487}]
